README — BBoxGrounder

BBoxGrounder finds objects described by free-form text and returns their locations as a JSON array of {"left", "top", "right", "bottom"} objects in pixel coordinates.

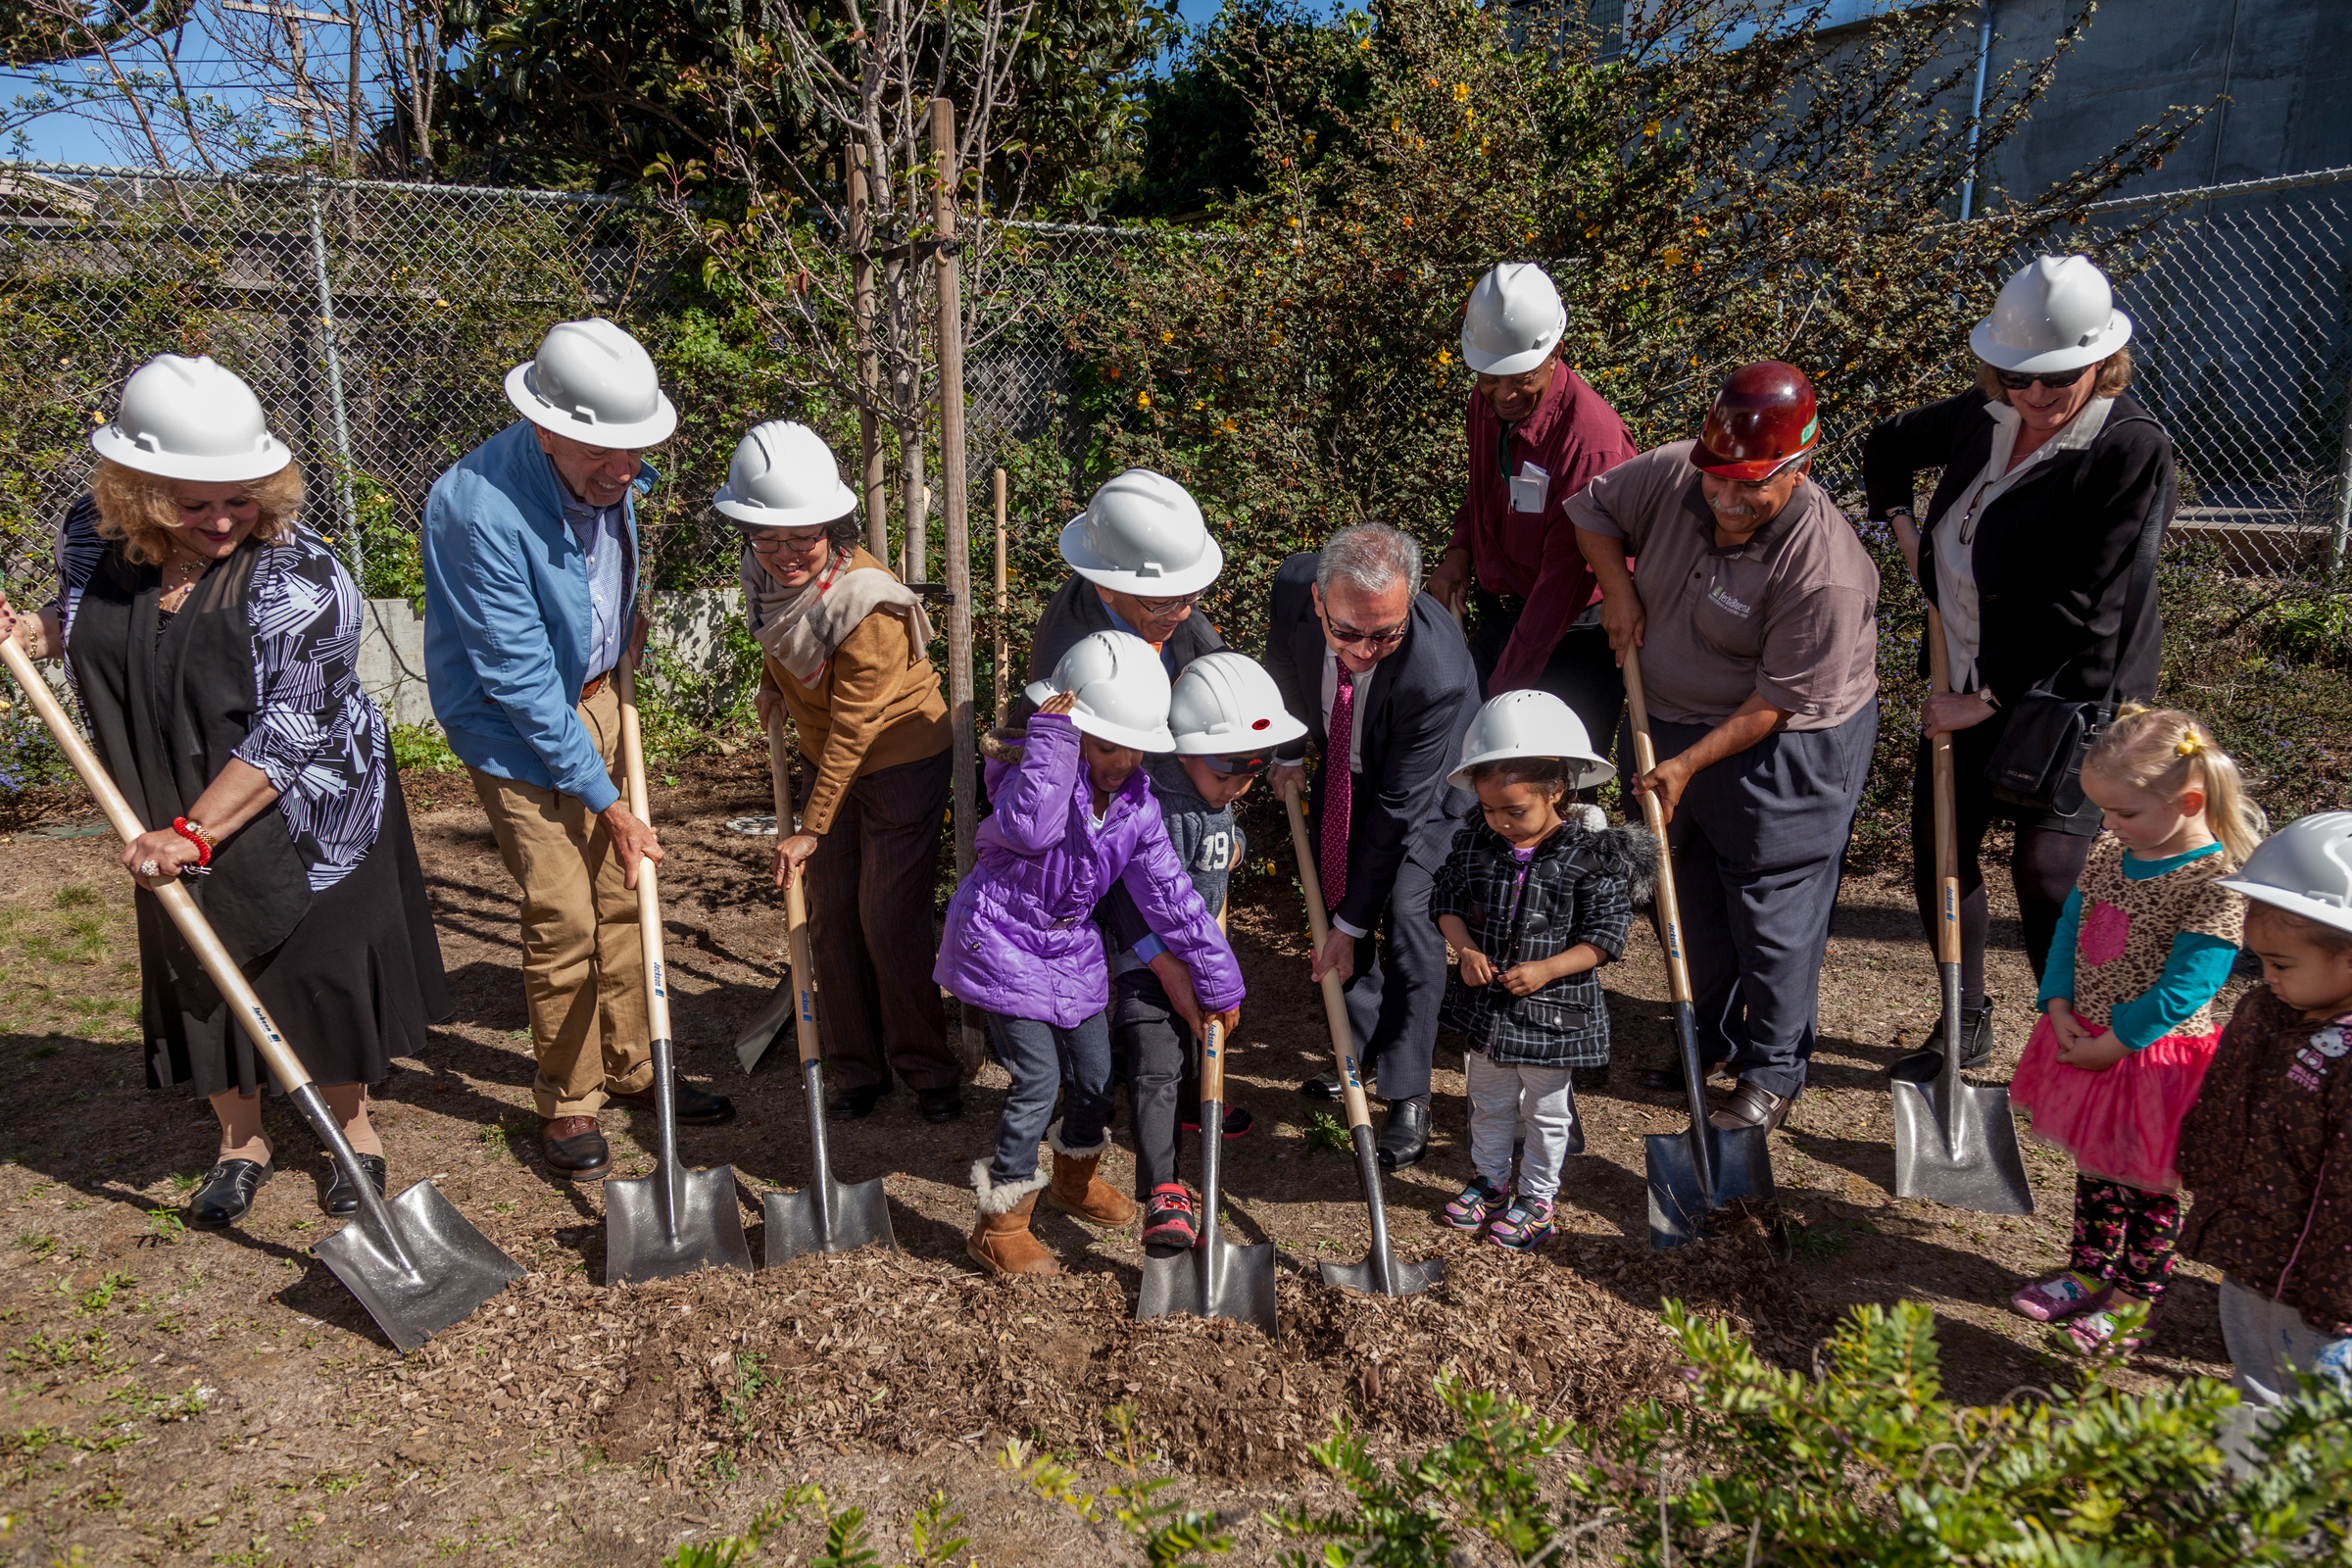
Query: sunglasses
[
  {"left": 1994, "top": 363, "right": 2092, "bottom": 392},
  {"left": 1199, "top": 751, "right": 1273, "bottom": 777},
  {"left": 1324, "top": 617, "right": 1409, "bottom": 650}
]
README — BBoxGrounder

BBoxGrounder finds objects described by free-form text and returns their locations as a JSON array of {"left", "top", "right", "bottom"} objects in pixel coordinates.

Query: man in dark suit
[{"left": 1267, "top": 523, "right": 1479, "bottom": 1168}]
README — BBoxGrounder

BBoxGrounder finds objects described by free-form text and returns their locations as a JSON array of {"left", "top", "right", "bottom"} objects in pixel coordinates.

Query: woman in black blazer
[{"left": 1861, "top": 255, "right": 2176, "bottom": 1081}]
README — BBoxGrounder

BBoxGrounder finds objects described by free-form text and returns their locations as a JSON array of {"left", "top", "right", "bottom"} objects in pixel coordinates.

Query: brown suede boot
[
  {"left": 966, "top": 1164, "right": 1057, "bottom": 1277},
  {"left": 1044, "top": 1120, "right": 1137, "bottom": 1226}
]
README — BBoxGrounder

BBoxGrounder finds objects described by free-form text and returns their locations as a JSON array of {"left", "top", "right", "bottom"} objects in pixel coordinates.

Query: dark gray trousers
[
  {"left": 1469, "top": 601, "right": 1625, "bottom": 777},
  {"left": 1632, "top": 701, "right": 1877, "bottom": 1100},
  {"left": 1340, "top": 856, "right": 1446, "bottom": 1102},
  {"left": 806, "top": 747, "right": 959, "bottom": 1093}
]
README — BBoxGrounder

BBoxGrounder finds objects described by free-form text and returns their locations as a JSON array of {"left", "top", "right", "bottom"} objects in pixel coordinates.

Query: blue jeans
[{"left": 987, "top": 1009, "right": 1112, "bottom": 1184}]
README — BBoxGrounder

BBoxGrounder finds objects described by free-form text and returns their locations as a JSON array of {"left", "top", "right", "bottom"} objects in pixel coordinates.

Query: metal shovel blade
[
  {"left": 1137, "top": 1096, "right": 1278, "bottom": 1335},
  {"left": 606, "top": 1161, "right": 756, "bottom": 1284},
  {"left": 1319, "top": 1124, "right": 1443, "bottom": 1298},
  {"left": 764, "top": 1176, "right": 895, "bottom": 1263},
  {"left": 732, "top": 975, "right": 795, "bottom": 1075},
  {"left": 1891, "top": 1077, "right": 2035, "bottom": 1215},
  {"left": 315, "top": 1177, "right": 527, "bottom": 1351},
  {"left": 1644, "top": 1122, "right": 1777, "bottom": 1249},
  {"left": 603, "top": 1040, "right": 755, "bottom": 1286}
]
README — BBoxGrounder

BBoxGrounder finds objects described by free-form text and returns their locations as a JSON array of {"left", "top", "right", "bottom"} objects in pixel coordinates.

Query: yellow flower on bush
[
  {"left": 1137, "top": 390, "right": 1151, "bottom": 409},
  {"left": 1451, "top": 82, "right": 1469, "bottom": 102}
]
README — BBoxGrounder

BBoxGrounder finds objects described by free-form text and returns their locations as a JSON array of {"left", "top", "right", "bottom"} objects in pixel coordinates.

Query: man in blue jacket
[{"left": 423, "top": 318, "right": 734, "bottom": 1182}]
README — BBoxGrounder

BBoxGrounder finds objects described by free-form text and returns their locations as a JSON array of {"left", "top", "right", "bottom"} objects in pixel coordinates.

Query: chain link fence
[{"left": 5, "top": 160, "right": 2349, "bottom": 619}]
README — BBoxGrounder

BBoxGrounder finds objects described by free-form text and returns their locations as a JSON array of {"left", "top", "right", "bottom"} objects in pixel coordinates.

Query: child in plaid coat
[{"left": 1433, "top": 713, "right": 1655, "bottom": 1251}]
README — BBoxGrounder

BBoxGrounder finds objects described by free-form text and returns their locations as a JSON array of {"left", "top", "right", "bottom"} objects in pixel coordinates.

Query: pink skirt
[{"left": 2009, "top": 1012, "right": 2221, "bottom": 1193}]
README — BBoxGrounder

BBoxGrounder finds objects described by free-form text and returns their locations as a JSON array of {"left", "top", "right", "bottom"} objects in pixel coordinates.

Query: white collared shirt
[{"left": 1934, "top": 395, "right": 2115, "bottom": 691}]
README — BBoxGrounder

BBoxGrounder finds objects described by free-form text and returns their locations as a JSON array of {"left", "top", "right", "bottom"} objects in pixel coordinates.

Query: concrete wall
[{"left": 358, "top": 587, "right": 749, "bottom": 732}]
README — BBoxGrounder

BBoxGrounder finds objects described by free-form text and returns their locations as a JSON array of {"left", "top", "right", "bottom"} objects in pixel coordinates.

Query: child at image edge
[
  {"left": 2009, "top": 705, "right": 2261, "bottom": 1350},
  {"left": 2176, "top": 810, "right": 2352, "bottom": 1464},
  {"left": 933, "top": 631, "right": 1244, "bottom": 1277},
  {"left": 1433, "top": 690, "right": 1654, "bottom": 1253}
]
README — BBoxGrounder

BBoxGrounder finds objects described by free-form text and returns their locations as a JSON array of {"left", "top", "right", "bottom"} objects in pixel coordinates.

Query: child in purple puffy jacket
[{"left": 935, "top": 632, "right": 1245, "bottom": 1277}]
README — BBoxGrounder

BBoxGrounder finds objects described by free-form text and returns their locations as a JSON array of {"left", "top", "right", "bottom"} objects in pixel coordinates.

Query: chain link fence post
[{"left": 304, "top": 177, "right": 362, "bottom": 585}]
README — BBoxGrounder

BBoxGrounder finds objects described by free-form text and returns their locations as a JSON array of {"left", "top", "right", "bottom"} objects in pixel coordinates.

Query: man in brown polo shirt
[{"left": 1568, "top": 362, "right": 1879, "bottom": 1131}]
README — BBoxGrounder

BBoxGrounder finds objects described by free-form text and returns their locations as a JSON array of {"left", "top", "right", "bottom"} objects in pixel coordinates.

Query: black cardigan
[{"left": 1859, "top": 388, "right": 2175, "bottom": 706}]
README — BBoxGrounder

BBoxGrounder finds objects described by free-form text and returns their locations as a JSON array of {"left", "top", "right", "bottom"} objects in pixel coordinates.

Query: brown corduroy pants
[{"left": 468, "top": 681, "right": 654, "bottom": 1120}]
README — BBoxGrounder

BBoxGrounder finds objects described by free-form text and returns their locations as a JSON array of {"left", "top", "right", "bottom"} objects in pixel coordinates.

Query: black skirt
[{"left": 138, "top": 778, "right": 452, "bottom": 1098}]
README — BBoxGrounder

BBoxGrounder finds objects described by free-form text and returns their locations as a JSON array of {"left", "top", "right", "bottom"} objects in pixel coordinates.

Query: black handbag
[{"left": 1981, "top": 422, "right": 2172, "bottom": 815}]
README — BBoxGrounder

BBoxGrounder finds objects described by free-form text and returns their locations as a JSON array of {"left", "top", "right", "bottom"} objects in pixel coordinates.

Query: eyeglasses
[
  {"left": 1129, "top": 591, "right": 1201, "bottom": 616},
  {"left": 1994, "top": 363, "right": 2092, "bottom": 392},
  {"left": 1199, "top": 751, "right": 1273, "bottom": 777},
  {"left": 749, "top": 530, "right": 830, "bottom": 556},
  {"left": 1323, "top": 616, "right": 1409, "bottom": 651}
]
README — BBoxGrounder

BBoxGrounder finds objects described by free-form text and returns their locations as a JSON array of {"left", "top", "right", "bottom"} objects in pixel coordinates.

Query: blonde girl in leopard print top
[{"left": 2008, "top": 705, "right": 2264, "bottom": 1351}]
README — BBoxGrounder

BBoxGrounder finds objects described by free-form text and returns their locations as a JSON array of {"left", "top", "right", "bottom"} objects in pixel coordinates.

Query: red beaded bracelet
[{"left": 171, "top": 816, "right": 214, "bottom": 867}]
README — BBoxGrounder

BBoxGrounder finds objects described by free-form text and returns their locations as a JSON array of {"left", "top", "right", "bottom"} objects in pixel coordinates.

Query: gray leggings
[{"left": 985, "top": 1009, "right": 1112, "bottom": 1185}]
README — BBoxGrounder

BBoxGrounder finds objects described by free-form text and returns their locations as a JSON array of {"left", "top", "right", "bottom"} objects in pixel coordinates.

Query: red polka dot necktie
[{"left": 1319, "top": 667, "right": 1355, "bottom": 912}]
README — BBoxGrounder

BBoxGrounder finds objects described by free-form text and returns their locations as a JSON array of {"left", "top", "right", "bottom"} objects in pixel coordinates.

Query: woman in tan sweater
[{"left": 720, "top": 421, "right": 960, "bottom": 1123}]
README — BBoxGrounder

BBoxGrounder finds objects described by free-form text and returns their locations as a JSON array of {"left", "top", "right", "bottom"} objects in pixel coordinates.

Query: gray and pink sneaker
[
  {"left": 1443, "top": 1175, "right": 1511, "bottom": 1233},
  {"left": 2010, "top": 1271, "right": 2113, "bottom": 1323}
]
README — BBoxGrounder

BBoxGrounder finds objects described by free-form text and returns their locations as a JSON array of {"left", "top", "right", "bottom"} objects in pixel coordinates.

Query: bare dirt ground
[{"left": 0, "top": 758, "right": 2235, "bottom": 1566}]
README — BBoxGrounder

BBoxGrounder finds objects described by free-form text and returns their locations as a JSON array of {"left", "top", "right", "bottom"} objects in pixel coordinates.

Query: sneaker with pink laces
[
  {"left": 1487, "top": 1197, "right": 1555, "bottom": 1252},
  {"left": 1140, "top": 1184, "right": 1197, "bottom": 1250},
  {"left": 1442, "top": 1175, "right": 1511, "bottom": 1232},
  {"left": 2010, "top": 1272, "right": 2113, "bottom": 1323}
]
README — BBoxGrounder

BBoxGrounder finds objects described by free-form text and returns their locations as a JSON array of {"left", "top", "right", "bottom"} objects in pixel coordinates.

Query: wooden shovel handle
[
  {"left": 784, "top": 873, "right": 823, "bottom": 1068},
  {"left": 613, "top": 662, "right": 673, "bottom": 1047},
  {"left": 1281, "top": 779, "right": 1372, "bottom": 1131},
  {"left": 0, "top": 637, "right": 318, "bottom": 1097},
  {"left": 1196, "top": 904, "right": 1228, "bottom": 1106},
  {"left": 1622, "top": 646, "right": 1695, "bottom": 1007},
  {"left": 1926, "top": 606, "right": 1962, "bottom": 967}
]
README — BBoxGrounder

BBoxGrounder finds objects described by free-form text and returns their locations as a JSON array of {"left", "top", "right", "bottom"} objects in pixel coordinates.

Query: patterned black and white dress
[{"left": 54, "top": 497, "right": 450, "bottom": 1099}]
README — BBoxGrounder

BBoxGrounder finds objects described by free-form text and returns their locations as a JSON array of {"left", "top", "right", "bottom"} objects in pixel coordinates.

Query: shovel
[
  {"left": 0, "top": 637, "right": 523, "bottom": 1350},
  {"left": 1890, "top": 608, "right": 2035, "bottom": 1215},
  {"left": 1624, "top": 646, "right": 1778, "bottom": 1249},
  {"left": 602, "top": 662, "right": 755, "bottom": 1286},
  {"left": 1136, "top": 906, "right": 1278, "bottom": 1333},
  {"left": 762, "top": 872, "right": 898, "bottom": 1262},
  {"left": 731, "top": 711, "right": 800, "bottom": 1075},
  {"left": 1281, "top": 781, "right": 1441, "bottom": 1298}
]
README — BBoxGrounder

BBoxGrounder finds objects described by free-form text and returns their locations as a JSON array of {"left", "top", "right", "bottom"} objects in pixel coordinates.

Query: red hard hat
[{"left": 1690, "top": 362, "right": 1820, "bottom": 480}]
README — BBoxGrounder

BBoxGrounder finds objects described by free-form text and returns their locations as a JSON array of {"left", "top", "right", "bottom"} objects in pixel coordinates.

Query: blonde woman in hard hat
[
  {"left": 936, "top": 632, "right": 1246, "bottom": 1276},
  {"left": 422, "top": 318, "right": 733, "bottom": 1184},
  {"left": 1428, "top": 264, "right": 1639, "bottom": 765},
  {"left": 1862, "top": 256, "right": 2176, "bottom": 1085},
  {"left": 0, "top": 355, "right": 450, "bottom": 1232},
  {"left": 724, "top": 421, "right": 960, "bottom": 1125}
]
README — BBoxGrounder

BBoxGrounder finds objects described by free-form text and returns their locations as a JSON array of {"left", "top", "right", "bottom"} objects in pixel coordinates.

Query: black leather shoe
[
  {"left": 185, "top": 1159, "right": 270, "bottom": 1229},
  {"left": 540, "top": 1116, "right": 611, "bottom": 1181},
  {"left": 1375, "top": 1097, "right": 1430, "bottom": 1170},
  {"left": 828, "top": 1082, "right": 888, "bottom": 1120},
  {"left": 917, "top": 1086, "right": 963, "bottom": 1124},
  {"left": 1886, "top": 1007, "right": 1993, "bottom": 1084},
  {"left": 1299, "top": 1071, "right": 1344, "bottom": 1101},
  {"left": 321, "top": 1153, "right": 387, "bottom": 1218},
  {"left": 1641, "top": 1057, "right": 1733, "bottom": 1095},
  {"left": 610, "top": 1080, "right": 738, "bottom": 1125}
]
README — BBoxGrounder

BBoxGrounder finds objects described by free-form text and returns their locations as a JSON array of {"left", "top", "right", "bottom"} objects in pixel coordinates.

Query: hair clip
[{"left": 2175, "top": 734, "right": 2203, "bottom": 758}]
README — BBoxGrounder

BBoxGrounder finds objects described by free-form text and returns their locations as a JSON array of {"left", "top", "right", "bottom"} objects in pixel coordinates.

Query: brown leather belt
[{"left": 579, "top": 671, "right": 610, "bottom": 702}]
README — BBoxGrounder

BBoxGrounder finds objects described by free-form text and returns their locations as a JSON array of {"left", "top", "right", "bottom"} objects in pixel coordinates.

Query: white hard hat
[
  {"left": 89, "top": 354, "right": 292, "bottom": 483},
  {"left": 1460, "top": 263, "right": 1566, "bottom": 377},
  {"left": 1168, "top": 651, "right": 1307, "bottom": 757},
  {"left": 1969, "top": 255, "right": 2133, "bottom": 376},
  {"left": 2218, "top": 811, "right": 2352, "bottom": 936},
  {"left": 1447, "top": 689, "right": 1613, "bottom": 791},
  {"left": 1056, "top": 468, "right": 1223, "bottom": 597},
  {"left": 712, "top": 420, "right": 858, "bottom": 530},
  {"left": 504, "top": 318, "right": 678, "bottom": 446},
  {"left": 1022, "top": 630, "right": 1174, "bottom": 753}
]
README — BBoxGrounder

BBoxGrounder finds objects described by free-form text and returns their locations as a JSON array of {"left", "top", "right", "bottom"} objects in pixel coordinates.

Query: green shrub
[{"left": 387, "top": 721, "right": 462, "bottom": 776}]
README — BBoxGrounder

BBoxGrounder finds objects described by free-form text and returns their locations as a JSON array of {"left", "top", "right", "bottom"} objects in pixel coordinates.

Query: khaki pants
[{"left": 468, "top": 681, "right": 653, "bottom": 1119}]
